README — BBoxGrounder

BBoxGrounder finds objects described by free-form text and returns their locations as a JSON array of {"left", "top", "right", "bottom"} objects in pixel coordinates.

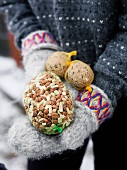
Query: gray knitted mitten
[
  {"left": 8, "top": 82, "right": 99, "bottom": 159},
  {"left": 23, "top": 49, "right": 55, "bottom": 83}
]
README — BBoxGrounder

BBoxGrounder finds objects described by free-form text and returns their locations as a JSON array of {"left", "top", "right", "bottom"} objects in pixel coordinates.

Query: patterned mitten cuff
[
  {"left": 77, "top": 84, "right": 114, "bottom": 125},
  {"left": 21, "top": 31, "right": 62, "bottom": 83},
  {"left": 21, "top": 30, "right": 61, "bottom": 57}
]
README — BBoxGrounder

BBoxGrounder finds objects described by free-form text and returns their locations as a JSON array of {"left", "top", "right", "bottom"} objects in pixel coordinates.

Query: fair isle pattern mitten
[
  {"left": 21, "top": 30, "right": 61, "bottom": 83},
  {"left": 22, "top": 30, "right": 61, "bottom": 56},
  {"left": 77, "top": 84, "right": 114, "bottom": 125}
]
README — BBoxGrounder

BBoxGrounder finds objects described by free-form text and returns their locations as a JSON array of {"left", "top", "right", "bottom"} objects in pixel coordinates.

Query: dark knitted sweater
[{"left": 0, "top": 0, "right": 127, "bottom": 106}]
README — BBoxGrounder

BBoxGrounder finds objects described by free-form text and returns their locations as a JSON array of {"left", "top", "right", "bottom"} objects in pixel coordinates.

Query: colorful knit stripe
[
  {"left": 22, "top": 31, "right": 58, "bottom": 53},
  {"left": 77, "top": 87, "right": 111, "bottom": 124}
]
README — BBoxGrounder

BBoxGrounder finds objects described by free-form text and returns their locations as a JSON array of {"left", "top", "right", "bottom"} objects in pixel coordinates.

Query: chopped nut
[
  {"left": 39, "top": 105, "right": 44, "bottom": 111},
  {"left": 45, "top": 91, "right": 49, "bottom": 95},
  {"left": 69, "top": 114, "right": 73, "bottom": 119},
  {"left": 51, "top": 100, "right": 56, "bottom": 105},
  {"left": 39, "top": 125, "right": 44, "bottom": 129},
  {"left": 46, "top": 101, "right": 51, "bottom": 105},
  {"left": 40, "top": 89, "right": 45, "bottom": 95},
  {"left": 33, "top": 111, "right": 37, "bottom": 117},
  {"left": 57, "top": 98, "right": 62, "bottom": 103},
  {"left": 46, "top": 121, "right": 52, "bottom": 127},
  {"left": 63, "top": 111, "right": 67, "bottom": 116},
  {"left": 32, "top": 117, "right": 36, "bottom": 122},
  {"left": 52, "top": 113, "right": 59, "bottom": 119},
  {"left": 43, "top": 118, "right": 48, "bottom": 123},
  {"left": 38, "top": 97, "right": 42, "bottom": 102},
  {"left": 33, "top": 122, "right": 39, "bottom": 128},
  {"left": 44, "top": 109, "right": 49, "bottom": 114},
  {"left": 52, "top": 105, "right": 58, "bottom": 109},
  {"left": 53, "top": 120, "right": 58, "bottom": 124},
  {"left": 45, "top": 82, "right": 51, "bottom": 87},
  {"left": 35, "top": 97, "right": 39, "bottom": 102}
]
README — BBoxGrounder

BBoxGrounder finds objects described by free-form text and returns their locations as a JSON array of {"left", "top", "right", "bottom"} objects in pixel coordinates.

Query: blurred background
[
  {"left": 0, "top": 14, "right": 94, "bottom": 170},
  {"left": 0, "top": 13, "right": 27, "bottom": 170}
]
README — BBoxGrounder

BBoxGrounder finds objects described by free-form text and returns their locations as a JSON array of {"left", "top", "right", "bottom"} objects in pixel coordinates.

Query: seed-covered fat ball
[
  {"left": 65, "top": 61, "right": 94, "bottom": 90},
  {"left": 45, "top": 51, "right": 76, "bottom": 77},
  {"left": 23, "top": 72, "right": 74, "bottom": 135}
]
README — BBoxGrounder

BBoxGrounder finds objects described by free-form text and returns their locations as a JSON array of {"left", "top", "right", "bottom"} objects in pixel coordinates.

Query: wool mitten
[{"left": 7, "top": 82, "right": 99, "bottom": 159}]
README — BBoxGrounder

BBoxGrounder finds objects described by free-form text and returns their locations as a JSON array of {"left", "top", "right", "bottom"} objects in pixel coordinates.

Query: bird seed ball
[
  {"left": 45, "top": 51, "right": 69, "bottom": 77},
  {"left": 65, "top": 61, "right": 94, "bottom": 90},
  {"left": 23, "top": 71, "right": 74, "bottom": 135}
]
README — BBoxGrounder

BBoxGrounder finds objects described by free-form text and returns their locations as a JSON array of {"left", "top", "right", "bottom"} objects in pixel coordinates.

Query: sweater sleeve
[
  {"left": 93, "top": 0, "right": 127, "bottom": 107},
  {"left": 0, "top": 0, "right": 44, "bottom": 49}
]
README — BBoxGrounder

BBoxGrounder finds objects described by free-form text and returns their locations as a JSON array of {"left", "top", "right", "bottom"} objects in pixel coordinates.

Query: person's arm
[
  {"left": 0, "top": 0, "right": 47, "bottom": 48},
  {"left": 93, "top": 0, "right": 127, "bottom": 106},
  {"left": 77, "top": 0, "right": 127, "bottom": 126}
]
